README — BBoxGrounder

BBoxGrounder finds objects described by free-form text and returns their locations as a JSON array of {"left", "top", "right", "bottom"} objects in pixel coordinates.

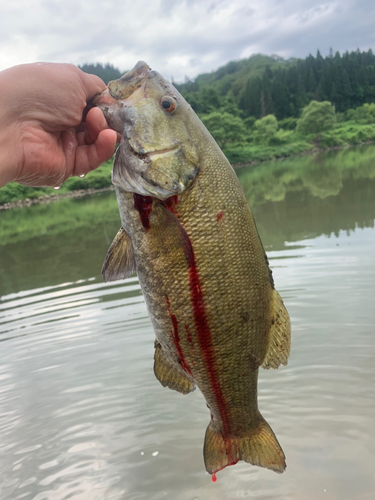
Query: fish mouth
[
  {"left": 107, "top": 61, "right": 150, "bottom": 100},
  {"left": 129, "top": 143, "right": 180, "bottom": 162},
  {"left": 87, "top": 86, "right": 126, "bottom": 134},
  {"left": 87, "top": 86, "right": 118, "bottom": 114},
  {"left": 88, "top": 61, "right": 151, "bottom": 126}
]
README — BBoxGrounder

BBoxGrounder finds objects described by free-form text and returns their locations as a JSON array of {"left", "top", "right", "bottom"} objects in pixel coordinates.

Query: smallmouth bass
[{"left": 92, "top": 61, "right": 291, "bottom": 480}]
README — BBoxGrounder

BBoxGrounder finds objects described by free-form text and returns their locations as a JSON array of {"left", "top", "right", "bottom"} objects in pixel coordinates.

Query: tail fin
[{"left": 204, "top": 415, "right": 286, "bottom": 477}]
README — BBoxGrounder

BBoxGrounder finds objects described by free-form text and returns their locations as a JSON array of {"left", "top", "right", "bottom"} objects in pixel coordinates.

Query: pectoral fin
[
  {"left": 262, "top": 290, "right": 291, "bottom": 369},
  {"left": 149, "top": 202, "right": 193, "bottom": 266},
  {"left": 154, "top": 341, "right": 195, "bottom": 395},
  {"left": 102, "top": 227, "right": 136, "bottom": 282}
]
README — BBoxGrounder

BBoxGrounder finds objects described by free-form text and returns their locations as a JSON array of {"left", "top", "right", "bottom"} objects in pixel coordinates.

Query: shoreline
[
  {"left": 231, "top": 146, "right": 322, "bottom": 169},
  {"left": 0, "top": 186, "right": 115, "bottom": 211},
  {"left": 231, "top": 141, "right": 375, "bottom": 169},
  {"left": 1, "top": 141, "right": 374, "bottom": 210}
]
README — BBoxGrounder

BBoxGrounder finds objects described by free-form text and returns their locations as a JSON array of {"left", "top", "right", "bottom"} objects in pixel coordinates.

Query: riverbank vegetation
[
  {"left": 2, "top": 49, "right": 375, "bottom": 205},
  {"left": 2, "top": 143, "right": 375, "bottom": 249},
  {"left": 0, "top": 161, "right": 113, "bottom": 206},
  {"left": 214, "top": 101, "right": 375, "bottom": 164}
]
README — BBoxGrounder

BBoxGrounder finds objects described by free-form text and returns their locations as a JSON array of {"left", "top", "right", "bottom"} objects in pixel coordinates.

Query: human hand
[{"left": 0, "top": 62, "right": 119, "bottom": 188}]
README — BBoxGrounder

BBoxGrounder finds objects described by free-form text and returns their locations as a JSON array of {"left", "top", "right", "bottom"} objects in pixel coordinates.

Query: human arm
[{"left": 0, "top": 62, "right": 118, "bottom": 188}]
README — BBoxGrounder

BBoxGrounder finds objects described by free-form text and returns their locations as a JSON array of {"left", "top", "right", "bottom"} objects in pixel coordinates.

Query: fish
[{"left": 92, "top": 61, "right": 291, "bottom": 480}]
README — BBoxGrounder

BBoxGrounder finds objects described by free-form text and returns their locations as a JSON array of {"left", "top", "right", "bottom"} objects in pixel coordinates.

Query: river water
[{"left": 0, "top": 145, "right": 375, "bottom": 500}]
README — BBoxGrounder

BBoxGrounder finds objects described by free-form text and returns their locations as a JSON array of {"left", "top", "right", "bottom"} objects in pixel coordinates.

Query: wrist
[{"left": 0, "top": 124, "right": 20, "bottom": 188}]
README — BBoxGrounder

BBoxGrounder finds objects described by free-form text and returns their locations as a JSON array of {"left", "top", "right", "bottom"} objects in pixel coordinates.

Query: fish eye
[{"left": 160, "top": 96, "right": 177, "bottom": 114}]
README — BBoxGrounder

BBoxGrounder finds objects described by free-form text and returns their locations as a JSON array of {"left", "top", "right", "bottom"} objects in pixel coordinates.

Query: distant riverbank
[
  {"left": 1, "top": 135, "right": 375, "bottom": 210},
  {"left": 0, "top": 160, "right": 114, "bottom": 209},
  {"left": 0, "top": 186, "right": 115, "bottom": 211},
  {"left": 230, "top": 140, "right": 375, "bottom": 169}
]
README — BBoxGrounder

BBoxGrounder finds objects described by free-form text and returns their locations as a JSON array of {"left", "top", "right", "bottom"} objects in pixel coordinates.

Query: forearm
[{"left": 0, "top": 68, "right": 22, "bottom": 187}]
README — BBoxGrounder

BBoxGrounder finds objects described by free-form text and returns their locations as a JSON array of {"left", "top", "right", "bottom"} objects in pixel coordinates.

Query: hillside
[
  {"left": 176, "top": 53, "right": 297, "bottom": 95},
  {"left": 174, "top": 49, "right": 375, "bottom": 120}
]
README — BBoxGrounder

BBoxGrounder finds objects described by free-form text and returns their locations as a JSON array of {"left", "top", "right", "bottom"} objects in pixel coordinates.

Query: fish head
[{"left": 92, "top": 61, "right": 200, "bottom": 199}]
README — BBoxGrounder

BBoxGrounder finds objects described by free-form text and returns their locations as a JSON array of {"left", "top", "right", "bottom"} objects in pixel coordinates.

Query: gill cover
[{"left": 93, "top": 61, "right": 199, "bottom": 200}]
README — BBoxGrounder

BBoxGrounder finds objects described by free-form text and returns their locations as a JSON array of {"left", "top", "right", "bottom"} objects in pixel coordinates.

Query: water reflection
[
  {"left": 1, "top": 145, "right": 375, "bottom": 499},
  {"left": 237, "top": 143, "right": 375, "bottom": 249}
]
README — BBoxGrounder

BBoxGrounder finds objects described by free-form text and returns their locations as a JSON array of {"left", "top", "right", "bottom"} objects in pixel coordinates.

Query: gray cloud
[{"left": 0, "top": 0, "right": 374, "bottom": 81}]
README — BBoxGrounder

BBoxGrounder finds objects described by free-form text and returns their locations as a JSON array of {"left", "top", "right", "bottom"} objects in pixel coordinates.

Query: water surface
[{"left": 1, "top": 145, "right": 375, "bottom": 499}]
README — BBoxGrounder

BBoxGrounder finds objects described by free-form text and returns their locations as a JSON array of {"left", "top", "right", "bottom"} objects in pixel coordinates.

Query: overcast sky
[{"left": 1, "top": 0, "right": 374, "bottom": 82}]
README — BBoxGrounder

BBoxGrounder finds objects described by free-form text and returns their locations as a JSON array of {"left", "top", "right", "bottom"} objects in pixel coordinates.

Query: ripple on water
[{"left": 1, "top": 227, "right": 375, "bottom": 499}]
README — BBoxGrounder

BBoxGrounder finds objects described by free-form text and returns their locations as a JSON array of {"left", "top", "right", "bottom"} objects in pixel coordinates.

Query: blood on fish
[
  {"left": 162, "top": 201, "right": 232, "bottom": 455},
  {"left": 133, "top": 193, "right": 153, "bottom": 229},
  {"left": 166, "top": 297, "right": 192, "bottom": 376},
  {"left": 164, "top": 195, "right": 178, "bottom": 213},
  {"left": 216, "top": 211, "right": 224, "bottom": 221},
  {"left": 211, "top": 459, "right": 240, "bottom": 482},
  {"left": 181, "top": 228, "right": 231, "bottom": 436},
  {"left": 185, "top": 325, "right": 194, "bottom": 347}
]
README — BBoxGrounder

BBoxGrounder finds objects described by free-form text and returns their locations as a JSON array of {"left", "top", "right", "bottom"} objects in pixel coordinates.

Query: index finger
[{"left": 78, "top": 68, "right": 107, "bottom": 101}]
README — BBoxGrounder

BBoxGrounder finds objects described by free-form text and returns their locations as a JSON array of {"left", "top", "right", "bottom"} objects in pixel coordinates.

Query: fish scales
[{"left": 92, "top": 61, "right": 291, "bottom": 479}]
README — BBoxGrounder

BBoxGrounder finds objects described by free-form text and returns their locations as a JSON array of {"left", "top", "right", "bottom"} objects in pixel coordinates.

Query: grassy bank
[
  {"left": 224, "top": 140, "right": 314, "bottom": 164},
  {"left": 0, "top": 160, "right": 113, "bottom": 206},
  {"left": 223, "top": 121, "right": 375, "bottom": 164}
]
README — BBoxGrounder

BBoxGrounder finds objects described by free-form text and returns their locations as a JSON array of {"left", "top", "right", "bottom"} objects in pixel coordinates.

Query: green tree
[
  {"left": 307, "top": 68, "right": 317, "bottom": 93},
  {"left": 330, "top": 82, "right": 340, "bottom": 108},
  {"left": 240, "top": 77, "right": 262, "bottom": 117},
  {"left": 183, "top": 91, "right": 203, "bottom": 113},
  {"left": 340, "top": 69, "right": 352, "bottom": 110},
  {"left": 243, "top": 116, "right": 256, "bottom": 129},
  {"left": 252, "top": 114, "right": 278, "bottom": 145},
  {"left": 272, "top": 74, "right": 290, "bottom": 119},
  {"left": 279, "top": 117, "right": 297, "bottom": 130},
  {"left": 219, "top": 94, "right": 242, "bottom": 116},
  {"left": 297, "top": 101, "right": 336, "bottom": 135},
  {"left": 199, "top": 87, "right": 221, "bottom": 114},
  {"left": 201, "top": 112, "right": 246, "bottom": 149},
  {"left": 346, "top": 103, "right": 375, "bottom": 124}
]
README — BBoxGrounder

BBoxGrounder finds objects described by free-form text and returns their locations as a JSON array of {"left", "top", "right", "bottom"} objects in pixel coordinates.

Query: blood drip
[
  {"left": 212, "top": 473, "right": 217, "bottom": 483},
  {"left": 166, "top": 298, "right": 192, "bottom": 376}
]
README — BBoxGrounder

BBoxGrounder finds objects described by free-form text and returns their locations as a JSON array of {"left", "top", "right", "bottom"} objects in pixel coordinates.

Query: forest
[{"left": 175, "top": 49, "right": 375, "bottom": 119}]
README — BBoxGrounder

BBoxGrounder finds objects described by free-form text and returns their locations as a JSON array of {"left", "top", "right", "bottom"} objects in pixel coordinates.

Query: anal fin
[
  {"left": 154, "top": 341, "right": 195, "bottom": 395},
  {"left": 102, "top": 227, "right": 136, "bottom": 282},
  {"left": 262, "top": 290, "right": 291, "bottom": 369}
]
